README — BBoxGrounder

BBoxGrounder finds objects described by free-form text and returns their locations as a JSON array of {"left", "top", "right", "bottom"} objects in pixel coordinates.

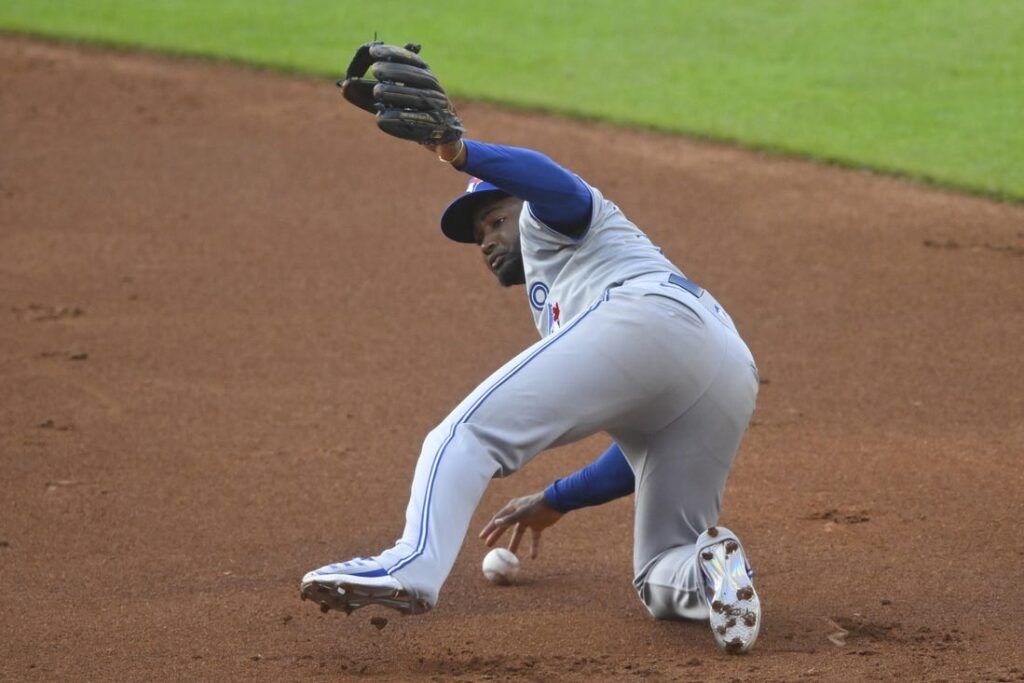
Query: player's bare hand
[{"left": 478, "top": 492, "right": 563, "bottom": 559}]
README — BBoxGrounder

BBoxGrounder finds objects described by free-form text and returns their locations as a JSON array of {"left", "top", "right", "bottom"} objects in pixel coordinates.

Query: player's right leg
[{"left": 301, "top": 295, "right": 613, "bottom": 614}]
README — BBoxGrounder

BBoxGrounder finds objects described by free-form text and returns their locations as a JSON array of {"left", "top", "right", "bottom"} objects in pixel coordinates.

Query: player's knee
[
  {"left": 423, "top": 422, "right": 449, "bottom": 446},
  {"left": 637, "top": 585, "right": 682, "bottom": 621},
  {"left": 636, "top": 581, "right": 710, "bottom": 622},
  {"left": 640, "top": 593, "right": 680, "bottom": 621},
  {"left": 421, "top": 418, "right": 528, "bottom": 478},
  {"left": 458, "top": 421, "right": 525, "bottom": 471}
]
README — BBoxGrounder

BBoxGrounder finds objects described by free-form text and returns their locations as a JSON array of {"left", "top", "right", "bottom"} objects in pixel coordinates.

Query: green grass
[{"left": 2, "top": 1, "right": 1022, "bottom": 200}]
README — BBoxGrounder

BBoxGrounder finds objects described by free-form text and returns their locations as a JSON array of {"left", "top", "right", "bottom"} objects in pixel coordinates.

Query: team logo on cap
[{"left": 466, "top": 177, "right": 483, "bottom": 193}]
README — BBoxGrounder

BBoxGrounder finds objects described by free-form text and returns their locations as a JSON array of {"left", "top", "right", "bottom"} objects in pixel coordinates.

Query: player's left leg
[{"left": 622, "top": 316, "right": 761, "bottom": 653}]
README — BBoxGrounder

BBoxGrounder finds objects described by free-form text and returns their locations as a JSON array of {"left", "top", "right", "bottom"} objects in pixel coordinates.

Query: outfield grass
[{"left": 1, "top": 1, "right": 1021, "bottom": 200}]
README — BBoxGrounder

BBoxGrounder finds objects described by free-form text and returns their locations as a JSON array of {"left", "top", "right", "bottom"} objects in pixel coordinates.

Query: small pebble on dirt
[
  {"left": 37, "top": 419, "right": 72, "bottom": 431},
  {"left": 370, "top": 616, "right": 388, "bottom": 630}
]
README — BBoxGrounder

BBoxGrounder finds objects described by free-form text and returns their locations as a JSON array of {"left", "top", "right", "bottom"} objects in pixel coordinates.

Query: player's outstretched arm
[
  {"left": 437, "top": 139, "right": 594, "bottom": 237},
  {"left": 337, "top": 41, "right": 591, "bottom": 236}
]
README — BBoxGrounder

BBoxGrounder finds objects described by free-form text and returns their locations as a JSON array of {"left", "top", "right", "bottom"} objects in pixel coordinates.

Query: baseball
[{"left": 481, "top": 548, "right": 520, "bottom": 585}]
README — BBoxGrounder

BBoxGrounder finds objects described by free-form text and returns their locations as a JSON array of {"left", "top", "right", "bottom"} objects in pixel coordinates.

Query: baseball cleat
[
  {"left": 300, "top": 557, "right": 430, "bottom": 616},
  {"left": 699, "top": 529, "right": 761, "bottom": 654}
]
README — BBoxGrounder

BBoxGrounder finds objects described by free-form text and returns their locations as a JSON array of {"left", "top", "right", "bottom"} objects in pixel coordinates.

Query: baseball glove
[{"left": 339, "top": 41, "right": 465, "bottom": 145}]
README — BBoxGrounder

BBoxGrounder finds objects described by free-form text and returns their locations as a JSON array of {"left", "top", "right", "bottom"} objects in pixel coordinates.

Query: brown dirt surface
[{"left": 2, "top": 37, "right": 1023, "bottom": 682}]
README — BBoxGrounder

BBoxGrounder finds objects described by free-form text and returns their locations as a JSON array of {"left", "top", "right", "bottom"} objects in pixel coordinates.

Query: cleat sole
[
  {"left": 300, "top": 579, "right": 431, "bottom": 616},
  {"left": 699, "top": 537, "right": 761, "bottom": 655}
]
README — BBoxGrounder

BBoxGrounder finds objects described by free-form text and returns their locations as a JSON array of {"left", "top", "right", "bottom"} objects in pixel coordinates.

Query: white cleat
[
  {"left": 698, "top": 528, "right": 761, "bottom": 654},
  {"left": 299, "top": 557, "right": 430, "bottom": 616}
]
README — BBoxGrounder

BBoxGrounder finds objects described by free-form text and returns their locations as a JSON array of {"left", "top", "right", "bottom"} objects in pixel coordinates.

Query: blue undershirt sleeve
[
  {"left": 460, "top": 139, "right": 592, "bottom": 237},
  {"left": 543, "top": 443, "right": 635, "bottom": 513}
]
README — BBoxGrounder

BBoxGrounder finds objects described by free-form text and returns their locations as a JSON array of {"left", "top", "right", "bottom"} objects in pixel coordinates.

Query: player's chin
[{"left": 495, "top": 258, "right": 526, "bottom": 288}]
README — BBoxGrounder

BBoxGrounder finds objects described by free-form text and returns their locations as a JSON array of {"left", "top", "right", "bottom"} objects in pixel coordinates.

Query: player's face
[{"left": 473, "top": 196, "right": 526, "bottom": 287}]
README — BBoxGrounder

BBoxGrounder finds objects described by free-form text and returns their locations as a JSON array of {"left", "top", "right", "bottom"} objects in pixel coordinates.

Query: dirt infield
[{"left": 2, "top": 37, "right": 1022, "bottom": 682}]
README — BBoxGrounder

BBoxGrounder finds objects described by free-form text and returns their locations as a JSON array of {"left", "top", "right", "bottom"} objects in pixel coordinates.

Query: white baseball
[{"left": 481, "top": 547, "right": 520, "bottom": 585}]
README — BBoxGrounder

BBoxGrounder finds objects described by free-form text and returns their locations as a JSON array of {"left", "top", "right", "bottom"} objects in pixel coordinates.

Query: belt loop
[{"left": 667, "top": 273, "right": 705, "bottom": 298}]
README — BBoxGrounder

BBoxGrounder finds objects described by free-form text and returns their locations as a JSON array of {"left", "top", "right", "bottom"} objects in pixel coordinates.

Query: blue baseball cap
[{"left": 440, "top": 177, "right": 510, "bottom": 243}]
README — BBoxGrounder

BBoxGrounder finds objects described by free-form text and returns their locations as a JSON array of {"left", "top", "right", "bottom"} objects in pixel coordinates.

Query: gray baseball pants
[{"left": 374, "top": 272, "right": 758, "bottom": 618}]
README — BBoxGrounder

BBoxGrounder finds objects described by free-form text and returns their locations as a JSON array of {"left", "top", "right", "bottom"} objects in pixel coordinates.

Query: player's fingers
[
  {"left": 529, "top": 529, "right": 542, "bottom": 559},
  {"left": 508, "top": 523, "right": 526, "bottom": 555},
  {"left": 483, "top": 523, "right": 508, "bottom": 547},
  {"left": 495, "top": 503, "right": 531, "bottom": 527},
  {"left": 493, "top": 514, "right": 515, "bottom": 526},
  {"left": 493, "top": 501, "right": 521, "bottom": 523},
  {"left": 478, "top": 502, "right": 517, "bottom": 538}
]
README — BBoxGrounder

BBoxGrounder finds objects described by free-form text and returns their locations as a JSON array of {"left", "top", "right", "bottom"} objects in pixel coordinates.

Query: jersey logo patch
[
  {"left": 552, "top": 302, "right": 560, "bottom": 325},
  {"left": 529, "top": 282, "right": 549, "bottom": 311}
]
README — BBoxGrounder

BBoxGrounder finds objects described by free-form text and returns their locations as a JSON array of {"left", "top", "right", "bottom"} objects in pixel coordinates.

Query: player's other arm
[
  {"left": 479, "top": 443, "right": 634, "bottom": 558},
  {"left": 544, "top": 442, "right": 635, "bottom": 512},
  {"left": 436, "top": 139, "right": 593, "bottom": 238}
]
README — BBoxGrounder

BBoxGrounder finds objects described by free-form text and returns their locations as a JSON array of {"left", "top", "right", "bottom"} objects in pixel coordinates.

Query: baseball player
[{"left": 301, "top": 42, "right": 762, "bottom": 654}]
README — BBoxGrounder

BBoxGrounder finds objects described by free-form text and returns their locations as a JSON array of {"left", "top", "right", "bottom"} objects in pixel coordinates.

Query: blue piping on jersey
[{"left": 386, "top": 294, "right": 609, "bottom": 576}]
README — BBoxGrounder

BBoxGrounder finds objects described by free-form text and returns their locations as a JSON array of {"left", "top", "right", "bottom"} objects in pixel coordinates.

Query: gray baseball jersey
[
  {"left": 521, "top": 183, "right": 682, "bottom": 337},
  {"left": 374, "top": 179, "right": 757, "bottom": 619}
]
